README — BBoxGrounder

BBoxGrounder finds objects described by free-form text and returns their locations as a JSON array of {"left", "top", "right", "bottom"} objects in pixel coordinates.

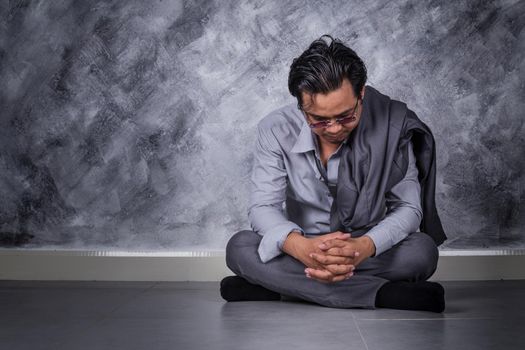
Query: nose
[{"left": 326, "top": 121, "right": 343, "bottom": 133}]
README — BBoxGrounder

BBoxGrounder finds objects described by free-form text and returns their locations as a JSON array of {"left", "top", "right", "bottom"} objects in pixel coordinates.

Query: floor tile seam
[
  {"left": 67, "top": 282, "right": 162, "bottom": 322},
  {"left": 150, "top": 287, "right": 219, "bottom": 291},
  {"left": 356, "top": 317, "right": 498, "bottom": 321},
  {"left": 47, "top": 315, "right": 110, "bottom": 349},
  {"left": 150, "top": 281, "right": 219, "bottom": 290},
  {"left": 103, "top": 281, "right": 162, "bottom": 316},
  {"left": 0, "top": 282, "right": 159, "bottom": 290},
  {"left": 351, "top": 310, "right": 370, "bottom": 350}
]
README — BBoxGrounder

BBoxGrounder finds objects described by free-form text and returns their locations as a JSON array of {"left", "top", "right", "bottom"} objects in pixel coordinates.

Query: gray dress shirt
[{"left": 248, "top": 103, "right": 423, "bottom": 263}]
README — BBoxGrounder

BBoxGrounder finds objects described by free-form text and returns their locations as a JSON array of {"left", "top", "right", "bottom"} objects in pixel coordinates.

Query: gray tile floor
[{"left": 1, "top": 280, "right": 524, "bottom": 350}]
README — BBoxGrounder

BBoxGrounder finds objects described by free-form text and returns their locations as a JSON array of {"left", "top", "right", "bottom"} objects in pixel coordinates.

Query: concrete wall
[{"left": 0, "top": 0, "right": 523, "bottom": 251}]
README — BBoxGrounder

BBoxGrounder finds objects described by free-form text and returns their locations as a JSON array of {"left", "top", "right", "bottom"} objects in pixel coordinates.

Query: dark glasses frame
[{"left": 301, "top": 98, "right": 360, "bottom": 129}]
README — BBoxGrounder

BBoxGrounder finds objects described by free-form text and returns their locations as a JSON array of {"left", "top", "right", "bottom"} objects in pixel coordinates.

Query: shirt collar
[
  {"left": 291, "top": 120, "right": 316, "bottom": 154},
  {"left": 290, "top": 120, "right": 350, "bottom": 154}
]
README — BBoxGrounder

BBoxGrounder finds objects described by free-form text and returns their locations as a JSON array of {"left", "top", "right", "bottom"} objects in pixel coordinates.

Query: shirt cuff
[
  {"left": 364, "top": 230, "right": 391, "bottom": 257},
  {"left": 257, "top": 223, "right": 303, "bottom": 263}
]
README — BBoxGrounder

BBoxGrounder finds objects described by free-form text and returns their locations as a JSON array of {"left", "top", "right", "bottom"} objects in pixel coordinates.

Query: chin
[{"left": 324, "top": 132, "right": 349, "bottom": 143}]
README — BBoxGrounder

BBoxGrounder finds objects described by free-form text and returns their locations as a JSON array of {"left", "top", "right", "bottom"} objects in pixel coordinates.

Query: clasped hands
[{"left": 282, "top": 231, "right": 376, "bottom": 284}]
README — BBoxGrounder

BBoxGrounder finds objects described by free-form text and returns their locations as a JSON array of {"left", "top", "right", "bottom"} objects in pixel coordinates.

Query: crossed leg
[{"left": 225, "top": 230, "right": 439, "bottom": 309}]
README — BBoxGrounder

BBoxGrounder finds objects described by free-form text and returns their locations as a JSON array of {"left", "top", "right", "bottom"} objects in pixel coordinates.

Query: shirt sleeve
[
  {"left": 248, "top": 121, "right": 304, "bottom": 263},
  {"left": 364, "top": 141, "right": 423, "bottom": 256}
]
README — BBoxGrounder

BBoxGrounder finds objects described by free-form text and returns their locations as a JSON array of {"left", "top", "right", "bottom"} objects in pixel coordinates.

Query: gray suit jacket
[{"left": 332, "top": 86, "right": 447, "bottom": 246}]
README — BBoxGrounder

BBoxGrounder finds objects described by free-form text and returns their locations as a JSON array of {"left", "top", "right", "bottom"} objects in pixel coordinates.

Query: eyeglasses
[{"left": 302, "top": 98, "right": 360, "bottom": 129}]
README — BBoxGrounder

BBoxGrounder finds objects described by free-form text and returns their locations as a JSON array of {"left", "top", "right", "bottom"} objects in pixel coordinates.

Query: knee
[
  {"left": 225, "top": 230, "right": 260, "bottom": 273},
  {"left": 405, "top": 232, "right": 439, "bottom": 281},
  {"left": 226, "top": 230, "right": 259, "bottom": 255}
]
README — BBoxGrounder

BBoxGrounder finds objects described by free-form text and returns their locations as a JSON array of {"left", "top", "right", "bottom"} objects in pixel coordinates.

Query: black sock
[
  {"left": 220, "top": 276, "right": 281, "bottom": 302},
  {"left": 375, "top": 281, "right": 445, "bottom": 313}
]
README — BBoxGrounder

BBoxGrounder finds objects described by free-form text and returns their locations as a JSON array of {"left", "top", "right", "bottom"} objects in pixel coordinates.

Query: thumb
[
  {"left": 338, "top": 232, "right": 352, "bottom": 239},
  {"left": 335, "top": 230, "right": 351, "bottom": 237}
]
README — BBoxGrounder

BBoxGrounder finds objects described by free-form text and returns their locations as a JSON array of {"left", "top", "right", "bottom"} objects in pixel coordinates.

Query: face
[{"left": 300, "top": 79, "right": 364, "bottom": 146}]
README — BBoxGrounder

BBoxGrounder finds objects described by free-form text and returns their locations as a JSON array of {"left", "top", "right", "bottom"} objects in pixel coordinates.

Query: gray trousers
[{"left": 225, "top": 230, "right": 439, "bottom": 309}]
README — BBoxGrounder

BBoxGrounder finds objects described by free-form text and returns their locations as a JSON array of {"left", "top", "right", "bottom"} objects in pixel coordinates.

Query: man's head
[{"left": 288, "top": 36, "right": 367, "bottom": 145}]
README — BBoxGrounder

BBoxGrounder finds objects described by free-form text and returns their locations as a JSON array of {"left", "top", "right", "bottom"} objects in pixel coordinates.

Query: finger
[
  {"left": 335, "top": 234, "right": 352, "bottom": 241},
  {"left": 336, "top": 231, "right": 352, "bottom": 239},
  {"left": 324, "top": 263, "right": 355, "bottom": 275},
  {"left": 307, "top": 275, "right": 330, "bottom": 283},
  {"left": 305, "top": 268, "right": 334, "bottom": 282},
  {"left": 310, "top": 252, "right": 351, "bottom": 265},
  {"left": 322, "top": 232, "right": 351, "bottom": 242},
  {"left": 325, "top": 247, "right": 360, "bottom": 258},
  {"left": 336, "top": 232, "right": 352, "bottom": 239},
  {"left": 310, "top": 252, "right": 355, "bottom": 265},
  {"left": 331, "top": 272, "right": 354, "bottom": 282},
  {"left": 318, "top": 239, "right": 347, "bottom": 250},
  {"left": 307, "top": 270, "right": 355, "bottom": 283}
]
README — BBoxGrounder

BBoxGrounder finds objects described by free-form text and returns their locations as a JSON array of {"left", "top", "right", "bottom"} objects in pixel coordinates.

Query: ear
[{"left": 359, "top": 86, "right": 366, "bottom": 100}]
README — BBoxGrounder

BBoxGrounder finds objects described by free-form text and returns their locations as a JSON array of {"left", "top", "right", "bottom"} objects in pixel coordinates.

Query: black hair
[{"left": 288, "top": 35, "right": 367, "bottom": 108}]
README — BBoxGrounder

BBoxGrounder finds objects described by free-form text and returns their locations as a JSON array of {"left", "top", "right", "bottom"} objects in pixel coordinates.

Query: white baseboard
[{"left": 1, "top": 249, "right": 524, "bottom": 281}]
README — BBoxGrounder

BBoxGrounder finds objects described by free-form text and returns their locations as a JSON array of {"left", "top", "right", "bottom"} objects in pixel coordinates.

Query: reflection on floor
[{"left": 1, "top": 280, "right": 524, "bottom": 350}]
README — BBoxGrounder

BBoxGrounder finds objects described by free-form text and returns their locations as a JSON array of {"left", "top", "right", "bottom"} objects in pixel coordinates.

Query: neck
[{"left": 317, "top": 137, "right": 342, "bottom": 153}]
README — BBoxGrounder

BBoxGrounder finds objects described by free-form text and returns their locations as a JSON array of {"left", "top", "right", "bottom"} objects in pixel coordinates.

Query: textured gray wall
[{"left": 0, "top": 0, "right": 523, "bottom": 250}]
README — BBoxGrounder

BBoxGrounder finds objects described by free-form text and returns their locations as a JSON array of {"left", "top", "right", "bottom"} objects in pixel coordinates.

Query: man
[{"left": 221, "top": 36, "right": 446, "bottom": 312}]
